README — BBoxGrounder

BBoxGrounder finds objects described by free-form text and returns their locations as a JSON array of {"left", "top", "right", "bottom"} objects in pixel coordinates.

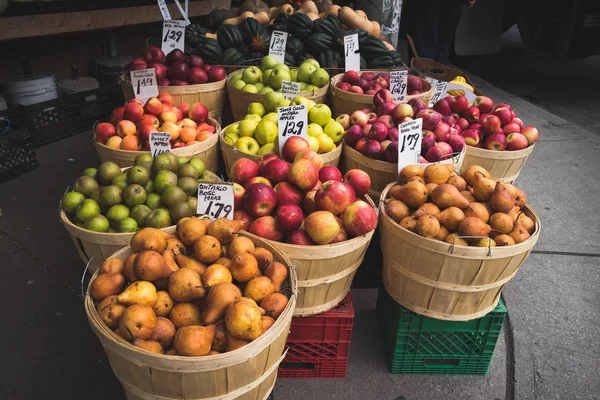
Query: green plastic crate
[{"left": 376, "top": 289, "right": 506, "bottom": 375}]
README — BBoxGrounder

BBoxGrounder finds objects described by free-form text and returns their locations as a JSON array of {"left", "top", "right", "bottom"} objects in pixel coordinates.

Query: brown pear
[
  {"left": 175, "top": 254, "right": 206, "bottom": 275},
  {"left": 507, "top": 206, "right": 521, "bottom": 222},
  {"left": 208, "top": 218, "right": 240, "bottom": 245},
  {"left": 447, "top": 175, "right": 467, "bottom": 191},
  {"left": 415, "top": 202, "right": 441, "bottom": 218},
  {"left": 388, "top": 184, "right": 403, "bottom": 200},
  {"left": 97, "top": 295, "right": 127, "bottom": 330},
  {"left": 261, "top": 316, "right": 276, "bottom": 334},
  {"left": 460, "top": 190, "right": 477, "bottom": 203},
  {"left": 435, "top": 207, "right": 465, "bottom": 231},
  {"left": 472, "top": 172, "right": 496, "bottom": 202},
  {"left": 260, "top": 293, "right": 288, "bottom": 319},
  {"left": 122, "top": 253, "right": 138, "bottom": 282},
  {"left": 444, "top": 233, "right": 469, "bottom": 247},
  {"left": 408, "top": 175, "right": 425, "bottom": 184},
  {"left": 253, "top": 248, "right": 273, "bottom": 269},
  {"left": 203, "top": 282, "right": 242, "bottom": 324},
  {"left": 415, "top": 215, "right": 440, "bottom": 238},
  {"left": 202, "top": 264, "right": 233, "bottom": 286},
  {"left": 226, "top": 332, "right": 250, "bottom": 351},
  {"left": 399, "top": 216, "right": 418, "bottom": 231},
  {"left": 216, "top": 257, "right": 233, "bottom": 268},
  {"left": 502, "top": 183, "right": 519, "bottom": 198},
  {"left": 431, "top": 184, "right": 469, "bottom": 209},
  {"left": 162, "top": 250, "right": 180, "bottom": 275},
  {"left": 395, "top": 181, "right": 428, "bottom": 208},
  {"left": 165, "top": 238, "right": 186, "bottom": 256},
  {"left": 461, "top": 165, "right": 492, "bottom": 187},
  {"left": 458, "top": 217, "right": 492, "bottom": 241},
  {"left": 118, "top": 304, "right": 156, "bottom": 341},
  {"left": 435, "top": 226, "right": 450, "bottom": 241},
  {"left": 153, "top": 277, "right": 168, "bottom": 290},
  {"left": 443, "top": 164, "right": 455, "bottom": 174},
  {"left": 212, "top": 322, "right": 227, "bottom": 353},
  {"left": 464, "top": 202, "right": 490, "bottom": 223},
  {"left": 178, "top": 218, "right": 210, "bottom": 246},
  {"left": 475, "top": 238, "right": 496, "bottom": 247},
  {"left": 165, "top": 349, "right": 178, "bottom": 356},
  {"left": 118, "top": 281, "right": 158, "bottom": 307},
  {"left": 509, "top": 220, "right": 530, "bottom": 244},
  {"left": 514, "top": 189, "right": 527, "bottom": 207},
  {"left": 399, "top": 164, "right": 424, "bottom": 184},
  {"left": 134, "top": 250, "right": 171, "bottom": 281},
  {"left": 90, "top": 273, "right": 125, "bottom": 301},
  {"left": 425, "top": 183, "right": 438, "bottom": 198},
  {"left": 193, "top": 235, "right": 222, "bottom": 264},
  {"left": 489, "top": 213, "right": 514, "bottom": 234},
  {"left": 167, "top": 268, "right": 206, "bottom": 302},
  {"left": 494, "top": 234, "right": 515, "bottom": 246},
  {"left": 518, "top": 213, "right": 535, "bottom": 234},
  {"left": 385, "top": 200, "right": 411, "bottom": 223},
  {"left": 225, "top": 299, "right": 263, "bottom": 341},
  {"left": 153, "top": 290, "right": 174, "bottom": 317},
  {"left": 99, "top": 258, "right": 124, "bottom": 275},
  {"left": 133, "top": 339, "right": 164, "bottom": 354},
  {"left": 176, "top": 216, "right": 192, "bottom": 235},
  {"left": 228, "top": 236, "right": 256, "bottom": 258},
  {"left": 245, "top": 276, "right": 275, "bottom": 303},
  {"left": 150, "top": 317, "right": 176, "bottom": 349},
  {"left": 169, "top": 302, "right": 202, "bottom": 329},
  {"left": 230, "top": 253, "right": 260, "bottom": 283},
  {"left": 130, "top": 228, "right": 167, "bottom": 253},
  {"left": 174, "top": 325, "right": 216, "bottom": 356},
  {"left": 489, "top": 183, "right": 515, "bottom": 213},
  {"left": 264, "top": 261, "right": 289, "bottom": 292},
  {"left": 423, "top": 164, "right": 452, "bottom": 185},
  {"left": 158, "top": 230, "right": 178, "bottom": 241}
]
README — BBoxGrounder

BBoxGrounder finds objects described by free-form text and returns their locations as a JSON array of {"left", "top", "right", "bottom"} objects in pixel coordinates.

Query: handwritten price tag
[
  {"left": 162, "top": 20, "right": 186, "bottom": 54},
  {"left": 278, "top": 104, "right": 308, "bottom": 154},
  {"left": 390, "top": 70, "right": 408, "bottom": 102},
  {"left": 269, "top": 30, "right": 288, "bottom": 64},
  {"left": 130, "top": 68, "right": 158, "bottom": 102},
  {"left": 157, "top": 0, "right": 171, "bottom": 20},
  {"left": 197, "top": 183, "right": 234, "bottom": 220},
  {"left": 397, "top": 118, "right": 423, "bottom": 176},
  {"left": 428, "top": 81, "right": 448, "bottom": 107},
  {"left": 344, "top": 34, "right": 360, "bottom": 72},
  {"left": 150, "top": 131, "right": 171, "bottom": 157},
  {"left": 281, "top": 80, "right": 301, "bottom": 100}
]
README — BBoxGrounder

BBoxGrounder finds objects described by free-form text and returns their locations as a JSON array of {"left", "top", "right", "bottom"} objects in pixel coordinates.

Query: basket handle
[
  {"left": 57, "top": 186, "right": 70, "bottom": 219},
  {"left": 406, "top": 35, "right": 420, "bottom": 58},
  {"left": 80, "top": 257, "right": 94, "bottom": 300},
  {"left": 290, "top": 261, "right": 299, "bottom": 298},
  {"left": 449, "top": 235, "right": 494, "bottom": 256}
]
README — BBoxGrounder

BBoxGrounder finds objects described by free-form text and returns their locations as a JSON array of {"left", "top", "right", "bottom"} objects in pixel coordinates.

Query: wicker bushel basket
[
  {"left": 226, "top": 69, "right": 329, "bottom": 121},
  {"left": 84, "top": 229, "right": 297, "bottom": 400},
  {"left": 94, "top": 118, "right": 221, "bottom": 171},
  {"left": 120, "top": 76, "right": 227, "bottom": 120},
  {"left": 461, "top": 144, "right": 535, "bottom": 184},
  {"left": 340, "top": 145, "right": 465, "bottom": 203},
  {"left": 220, "top": 123, "right": 342, "bottom": 178},
  {"left": 378, "top": 183, "right": 540, "bottom": 321},
  {"left": 329, "top": 71, "right": 434, "bottom": 117}
]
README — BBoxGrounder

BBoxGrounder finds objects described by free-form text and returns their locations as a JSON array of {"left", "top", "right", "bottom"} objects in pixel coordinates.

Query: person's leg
[
  {"left": 436, "top": 0, "right": 465, "bottom": 64},
  {"left": 407, "top": 0, "right": 441, "bottom": 60}
]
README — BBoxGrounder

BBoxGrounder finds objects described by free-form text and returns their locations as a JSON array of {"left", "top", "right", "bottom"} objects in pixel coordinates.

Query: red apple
[
  {"left": 461, "top": 129, "right": 481, "bottom": 146},
  {"left": 94, "top": 122, "right": 115, "bottom": 144},
  {"left": 343, "top": 70, "right": 359, "bottom": 84},
  {"left": 484, "top": 132, "right": 507, "bottom": 151},
  {"left": 450, "top": 95, "right": 469, "bottom": 113},
  {"left": 123, "top": 101, "right": 144, "bottom": 123},
  {"left": 232, "top": 182, "right": 245, "bottom": 209},
  {"left": 425, "top": 145, "right": 445, "bottom": 162},
  {"left": 374, "top": 77, "right": 389, "bottom": 89},
  {"left": 144, "top": 97, "right": 163, "bottom": 116},
  {"left": 366, "top": 113, "right": 378, "bottom": 124},
  {"left": 263, "top": 158, "right": 290, "bottom": 184},
  {"left": 249, "top": 216, "right": 284, "bottom": 242},
  {"left": 434, "top": 121, "right": 451, "bottom": 142},
  {"left": 282, "top": 136, "right": 310, "bottom": 162},
  {"left": 189, "top": 67, "right": 208, "bottom": 84},
  {"left": 315, "top": 180, "right": 356, "bottom": 215},
  {"left": 274, "top": 182, "right": 303, "bottom": 206},
  {"left": 202, "top": 64, "right": 212, "bottom": 72},
  {"left": 362, "top": 124, "right": 373, "bottom": 136},
  {"left": 342, "top": 200, "right": 377, "bottom": 237},
  {"left": 503, "top": 122, "right": 521, "bottom": 135},
  {"left": 361, "top": 72, "right": 376, "bottom": 81},
  {"left": 243, "top": 183, "right": 277, "bottom": 217},
  {"left": 344, "top": 124, "right": 364, "bottom": 146},
  {"left": 304, "top": 211, "right": 340, "bottom": 244},
  {"left": 433, "top": 98, "right": 452, "bottom": 116},
  {"left": 521, "top": 126, "right": 539, "bottom": 145},
  {"left": 481, "top": 114, "right": 502, "bottom": 134},
  {"left": 421, "top": 130, "right": 437, "bottom": 153},
  {"left": 436, "top": 141, "right": 453, "bottom": 156},
  {"left": 377, "top": 101, "right": 396, "bottom": 117},
  {"left": 492, "top": 107, "right": 513, "bottom": 126},
  {"left": 294, "top": 148, "right": 323, "bottom": 170},
  {"left": 158, "top": 78, "right": 170, "bottom": 86},
  {"left": 349, "top": 86, "right": 364, "bottom": 94},
  {"left": 457, "top": 117, "right": 470, "bottom": 131},
  {"left": 230, "top": 158, "right": 259, "bottom": 185},
  {"left": 448, "top": 133, "right": 465, "bottom": 153},
  {"left": 407, "top": 75, "right": 423, "bottom": 92},
  {"left": 350, "top": 110, "right": 368, "bottom": 126},
  {"left": 416, "top": 109, "right": 443, "bottom": 130},
  {"left": 511, "top": 117, "right": 524, "bottom": 129},
  {"left": 408, "top": 98, "right": 427, "bottom": 114},
  {"left": 288, "top": 229, "right": 315, "bottom": 245},
  {"left": 287, "top": 159, "right": 319, "bottom": 191},
  {"left": 337, "top": 82, "right": 352, "bottom": 91},
  {"left": 473, "top": 96, "right": 494, "bottom": 113},
  {"left": 189, "top": 102, "right": 209, "bottom": 122},
  {"left": 376, "top": 115, "right": 395, "bottom": 129},
  {"left": 110, "top": 107, "right": 124, "bottom": 125},
  {"left": 208, "top": 66, "right": 226, "bottom": 82},
  {"left": 462, "top": 106, "right": 480, "bottom": 123},
  {"left": 343, "top": 169, "right": 371, "bottom": 198},
  {"left": 165, "top": 49, "right": 185, "bottom": 65},
  {"left": 385, "top": 141, "right": 398, "bottom": 163},
  {"left": 303, "top": 189, "right": 317, "bottom": 214},
  {"left": 319, "top": 165, "right": 343, "bottom": 182},
  {"left": 506, "top": 133, "right": 529, "bottom": 150},
  {"left": 233, "top": 209, "right": 254, "bottom": 231},
  {"left": 128, "top": 57, "right": 147, "bottom": 71},
  {"left": 275, "top": 204, "right": 304, "bottom": 233},
  {"left": 187, "top": 55, "right": 205, "bottom": 69},
  {"left": 144, "top": 46, "right": 166, "bottom": 64},
  {"left": 167, "top": 60, "right": 190, "bottom": 82},
  {"left": 257, "top": 154, "right": 280, "bottom": 174},
  {"left": 356, "top": 79, "right": 370, "bottom": 92},
  {"left": 335, "top": 114, "right": 351, "bottom": 130},
  {"left": 381, "top": 140, "right": 391, "bottom": 150},
  {"left": 355, "top": 137, "right": 368, "bottom": 153},
  {"left": 363, "top": 140, "right": 384, "bottom": 159},
  {"left": 137, "top": 124, "right": 154, "bottom": 143},
  {"left": 373, "top": 89, "right": 394, "bottom": 107},
  {"left": 367, "top": 122, "right": 388, "bottom": 142},
  {"left": 442, "top": 115, "right": 457, "bottom": 128},
  {"left": 329, "top": 217, "right": 348, "bottom": 244},
  {"left": 392, "top": 103, "right": 414, "bottom": 122},
  {"left": 469, "top": 122, "right": 483, "bottom": 132},
  {"left": 244, "top": 176, "right": 272, "bottom": 190},
  {"left": 148, "top": 63, "right": 167, "bottom": 80},
  {"left": 387, "top": 127, "right": 399, "bottom": 141}
]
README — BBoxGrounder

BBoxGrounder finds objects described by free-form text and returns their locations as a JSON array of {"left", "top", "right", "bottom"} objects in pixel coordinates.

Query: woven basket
[{"left": 461, "top": 144, "right": 535, "bottom": 184}]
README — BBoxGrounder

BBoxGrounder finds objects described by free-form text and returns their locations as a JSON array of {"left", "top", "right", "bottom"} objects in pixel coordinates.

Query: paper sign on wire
[
  {"left": 150, "top": 131, "right": 171, "bottom": 157},
  {"left": 269, "top": 31, "right": 288, "bottom": 64},
  {"left": 390, "top": 70, "right": 408, "bottom": 102},
  {"left": 344, "top": 34, "right": 360, "bottom": 72}
]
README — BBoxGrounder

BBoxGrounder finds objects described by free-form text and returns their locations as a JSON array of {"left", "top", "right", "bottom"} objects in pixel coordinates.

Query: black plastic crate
[{"left": 0, "top": 117, "right": 38, "bottom": 183}]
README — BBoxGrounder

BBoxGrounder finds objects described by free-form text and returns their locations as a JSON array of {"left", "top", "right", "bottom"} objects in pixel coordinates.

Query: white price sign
[
  {"left": 130, "top": 68, "right": 159, "bottom": 102},
  {"left": 428, "top": 81, "right": 448, "bottom": 107},
  {"left": 443, "top": 82, "right": 477, "bottom": 102},
  {"left": 197, "top": 183, "right": 235, "bottom": 220},
  {"left": 344, "top": 34, "right": 360, "bottom": 72},
  {"left": 390, "top": 70, "right": 408, "bottom": 102},
  {"left": 397, "top": 118, "right": 423, "bottom": 175},
  {"left": 157, "top": 0, "right": 172, "bottom": 20},
  {"left": 162, "top": 20, "right": 186, "bottom": 54},
  {"left": 269, "top": 30, "right": 288, "bottom": 64},
  {"left": 150, "top": 131, "right": 171, "bottom": 157},
  {"left": 277, "top": 104, "right": 308, "bottom": 154},
  {"left": 281, "top": 80, "right": 301, "bottom": 100}
]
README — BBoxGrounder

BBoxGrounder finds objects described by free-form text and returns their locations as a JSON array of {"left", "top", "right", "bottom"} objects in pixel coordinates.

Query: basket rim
[
  {"left": 330, "top": 71, "right": 433, "bottom": 100},
  {"left": 464, "top": 142, "right": 535, "bottom": 158}
]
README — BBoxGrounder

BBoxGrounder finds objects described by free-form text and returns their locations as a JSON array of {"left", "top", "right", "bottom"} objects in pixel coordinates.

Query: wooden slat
[{"left": 0, "top": 0, "right": 231, "bottom": 41}]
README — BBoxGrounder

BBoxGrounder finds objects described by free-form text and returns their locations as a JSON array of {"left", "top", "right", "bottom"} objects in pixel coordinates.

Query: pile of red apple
[
  {"left": 129, "top": 47, "right": 226, "bottom": 86},
  {"left": 337, "top": 88, "right": 465, "bottom": 163},
  {"left": 431, "top": 95, "right": 539, "bottom": 151},
  {"left": 94, "top": 93, "right": 215, "bottom": 151},
  {"left": 229, "top": 149, "right": 378, "bottom": 246},
  {"left": 335, "top": 70, "right": 426, "bottom": 96}
]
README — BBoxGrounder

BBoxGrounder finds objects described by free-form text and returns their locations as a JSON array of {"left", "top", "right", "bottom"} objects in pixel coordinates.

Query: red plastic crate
[{"left": 277, "top": 360, "right": 348, "bottom": 378}]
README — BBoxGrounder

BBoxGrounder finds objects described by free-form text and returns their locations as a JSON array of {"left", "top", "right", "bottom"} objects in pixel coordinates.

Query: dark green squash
[
  {"left": 185, "top": 24, "right": 209, "bottom": 48},
  {"left": 288, "top": 13, "right": 313, "bottom": 40},
  {"left": 285, "top": 53, "right": 296, "bottom": 66},
  {"left": 221, "top": 48, "right": 246, "bottom": 66},
  {"left": 307, "top": 33, "right": 334, "bottom": 54},
  {"left": 325, "top": 14, "right": 342, "bottom": 31},
  {"left": 389, "top": 50, "right": 404, "bottom": 66},
  {"left": 312, "top": 18, "right": 337, "bottom": 37},
  {"left": 195, "top": 37, "right": 222, "bottom": 64},
  {"left": 286, "top": 36, "right": 306, "bottom": 58},
  {"left": 296, "top": 52, "right": 315, "bottom": 65},
  {"left": 269, "top": 13, "right": 290, "bottom": 32},
  {"left": 217, "top": 25, "right": 243, "bottom": 49},
  {"left": 240, "top": 17, "right": 271, "bottom": 53},
  {"left": 318, "top": 49, "right": 342, "bottom": 69}
]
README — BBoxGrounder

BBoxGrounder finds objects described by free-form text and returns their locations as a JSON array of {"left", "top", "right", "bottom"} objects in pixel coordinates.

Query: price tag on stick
[
  {"left": 157, "top": 0, "right": 171, "bottom": 20},
  {"left": 281, "top": 80, "right": 301, "bottom": 100},
  {"left": 150, "top": 131, "right": 171, "bottom": 157},
  {"left": 390, "top": 70, "right": 408, "bottom": 102},
  {"left": 344, "top": 34, "right": 360, "bottom": 72},
  {"left": 269, "top": 30, "right": 288, "bottom": 64},
  {"left": 197, "top": 183, "right": 235, "bottom": 220},
  {"left": 397, "top": 118, "right": 423, "bottom": 176},
  {"left": 162, "top": 20, "right": 186, "bottom": 54},
  {"left": 277, "top": 104, "right": 308, "bottom": 154},
  {"left": 428, "top": 81, "right": 448, "bottom": 107},
  {"left": 130, "top": 68, "right": 158, "bottom": 102}
]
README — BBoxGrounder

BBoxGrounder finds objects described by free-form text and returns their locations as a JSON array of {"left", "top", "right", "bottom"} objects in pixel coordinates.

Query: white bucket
[{"left": 5, "top": 75, "right": 59, "bottom": 106}]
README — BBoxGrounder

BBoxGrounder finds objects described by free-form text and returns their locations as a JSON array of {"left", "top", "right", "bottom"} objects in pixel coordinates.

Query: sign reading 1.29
[
  {"left": 277, "top": 104, "right": 308, "bottom": 154},
  {"left": 161, "top": 20, "right": 186, "bottom": 54}
]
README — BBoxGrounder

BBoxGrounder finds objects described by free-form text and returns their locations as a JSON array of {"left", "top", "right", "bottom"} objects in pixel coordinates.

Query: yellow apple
[
  {"left": 307, "top": 123, "right": 324, "bottom": 137},
  {"left": 238, "top": 119, "right": 258, "bottom": 137},
  {"left": 255, "top": 121, "right": 278, "bottom": 145},
  {"left": 242, "top": 84, "right": 259, "bottom": 93},
  {"left": 257, "top": 143, "right": 276, "bottom": 155},
  {"left": 308, "top": 104, "right": 332, "bottom": 127},
  {"left": 306, "top": 99, "right": 316, "bottom": 111},
  {"left": 229, "top": 73, "right": 243, "bottom": 85},
  {"left": 223, "top": 132, "right": 239, "bottom": 146},
  {"left": 247, "top": 102, "right": 266, "bottom": 117},
  {"left": 317, "top": 133, "right": 335, "bottom": 153},
  {"left": 234, "top": 136, "right": 260, "bottom": 155},
  {"left": 232, "top": 80, "right": 246, "bottom": 90},
  {"left": 244, "top": 114, "right": 263, "bottom": 123},
  {"left": 324, "top": 120, "right": 345, "bottom": 144},
  {"left": 262, "top": 112, "right": 279, "bottom": 124},
  {"left": 259, "top": 87, "right": 273, "bottom": 94},
  {"left": 224, "top": 123, "right": 239, "bottom": 136},
  {"left": 275, "top": 99, "right": 291, "bottom": 110},
  {"left": 307, "top": 136, "right": 320, "bottom": 152}
]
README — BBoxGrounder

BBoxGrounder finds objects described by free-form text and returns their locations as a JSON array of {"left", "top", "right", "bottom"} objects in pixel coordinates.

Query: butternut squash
[
  {"left": 355, "top": 10, "right": 368, "bottom": 20},
  {"left": 268, "top": 4, "right": 294, "bottom": 19},
  {"left": 253, "top": 11, "right": 270, "bottom": 24},
  {"left": 338, "top": 6, "right": 381, "bottom": 37},
  {"left": 205, "top": 32, "right": 217, "bottom": 40},
  {"left": 318, "top": 5, "right": 340, "bottom": 18},
  {"left": 223, "top": 11, "right": 255, "bottom": 25},
  {"left": 296, "top": 1, "right": 318, "bottom": 15},
  {"left": 382, "top": 40, "right": 395, "bottom": 50}
]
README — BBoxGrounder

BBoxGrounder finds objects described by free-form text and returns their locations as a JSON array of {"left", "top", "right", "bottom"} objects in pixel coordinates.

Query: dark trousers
[{"left": 407, "top": 0, "right": 465, "bottom": 64}]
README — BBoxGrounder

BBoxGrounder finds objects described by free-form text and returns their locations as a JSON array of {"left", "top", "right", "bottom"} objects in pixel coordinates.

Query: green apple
[
  {"left": 304, "top": 58, "right": 320, "bottom": 68},
  {"left": 255, "top": 120, "right": 278, "bottom": 145},
  {"left": 244, "top": 114, "right": 263, "bottom": 123},
  {"left": 324, "top": 120, "right": 345, "bottom": 144},
  {"left": 307, "top": 136, "right": 320, "bottom": 152},
  {"left": 247, "top": 102, "right": 266, "bottom": 117},
  {"left": 317, "top": 133, "right": 335, "bottom": 153},
  {"left": 302, "top": 84, "right": 317, "bottom": 92},
  {"left": 223, "top": 132, "right": 239, "bottom": 146},
  {"left": 242, "top": 66, "right": 263, "bottom": 84},
  {"left": 307, "top": 122, "right": 324, "bottom": 137},
  {"left": 259, "top": 87, "right": 274, "bottom": 94},
  {"left": 308, "top": 104, "right": 332, "bottom": 127},
  {"left": 238, "top": 119, "right": 259, "bottom": 137},
  {"left": 269, "top": 68, "right": 291, "bottom": 90},
  {"left": 232, "top": 80, "right": 246, "bottom": 90},
  {"left": 273, "top": 63, "right": 290, "bottom": 72},
  {"left": 261, "top": 55, "right": 279, "bottom": 71},
  {"left": 297, "top": 62, "right": 317, "bottom": 84},
  {"left": 264, "top": 91, "right": 285, "bottom": 112},
  {"left": 306, "top": 99, "right": 316, "bottom": 111},
  {"left": 242, "top": 84, "right": 259, "bottom": 93},
  {"left": 234, "top": 136, "right": 260, "bottom": 155},
  {"left": 311, "top": 68, "right": 330, "bottom": 88},
  {"left": 230, "top": 73, "right": 243, "bottom": 85},
  {"left": 254, "top": 82, "right": 265, "bottom": 91},
  {"left": 262, "top": 69, "right": 273, "bottom": 85},
  {"left": 290, "top": 68, "right": 298, "bottom": 82},
  {"left": 275, "top": 99, "right": 291, "bottom": 110},
  {"left": 290, "top": 96, "right": 310, "bottom": 107},
  {"left": 262, "top": 112, "right": 279, "bottom": 124},
  {"left": 257, "top": 143, "right": 276, "bottom": 155},
  {"left": 224, "top": 123, "right": 239, "bottom": 135}
]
